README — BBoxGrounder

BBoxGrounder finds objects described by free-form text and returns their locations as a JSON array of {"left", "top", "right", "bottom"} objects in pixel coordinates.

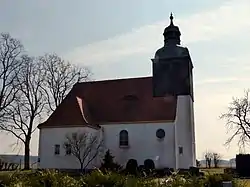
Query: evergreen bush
[{"left": 100, "top": 150, "right": 121, "bottom": 172}]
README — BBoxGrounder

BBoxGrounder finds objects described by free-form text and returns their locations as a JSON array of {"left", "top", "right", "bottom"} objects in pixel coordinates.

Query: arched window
[{"left": 119, "top": 130, "right": 129, "bottom": 146}]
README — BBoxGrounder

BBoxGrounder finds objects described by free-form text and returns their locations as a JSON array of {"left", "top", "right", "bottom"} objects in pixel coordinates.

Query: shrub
[
  {"left": 189, "top": 167, "right": 200, "bottom": 176},
  {"left": 203, "top": 173, "right": 241, "bottom": 187},
  {"left": 38, "top": 170, "right": 80, "bottom": 187},
  {"left": 138, "top": 165, "right": 144, "bottom": 172},
  {"left": 0, "top": 172, "right": 11, "bottom": 186},
  {"left": 224, "top": 168, "right": 237, "bottom": 176},
  {"left": 100, "top": 150, "right": 121, "bottom": 172},
  {"left": 81, "top": 169, "right": 126, "bottom": 187},
  {"left": 0, "top": 169, "right": 245, "bottom": 187},
  {"left": 0, "top": 170, "right": 81, "bottom": 187}
]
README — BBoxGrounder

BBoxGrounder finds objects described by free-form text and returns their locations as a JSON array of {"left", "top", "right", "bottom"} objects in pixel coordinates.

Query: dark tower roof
[
  {"left": 163, "top": 13, "right": 181, "bottom": 45},
  {"left": 154, "top": 13, "right": 191, "bottom": 60}
]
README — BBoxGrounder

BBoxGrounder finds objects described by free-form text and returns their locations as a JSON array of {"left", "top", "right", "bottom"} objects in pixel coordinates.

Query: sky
[{"left": 0, "top": 0, "right": 250, "bottom": 160}]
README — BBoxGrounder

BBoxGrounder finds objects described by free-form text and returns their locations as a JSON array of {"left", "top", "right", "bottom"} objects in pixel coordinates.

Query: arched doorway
[
  {"left": 144, "top": 159, "right": 155, "bottom": 170},
  {"left": 126, "top": 159, "right": 138, "bottom": 174}
]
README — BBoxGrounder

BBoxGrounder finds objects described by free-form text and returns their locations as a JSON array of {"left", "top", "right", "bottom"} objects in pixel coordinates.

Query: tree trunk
[
  {"left": 215, "top": 161, "right": 218, "bottom": 168},
  {"left": 80, "top": 162, "right": 84, "bottom": 173},
  {"left": 208, "top": 160, "right": 211, "bottom": 169},
  {"left": 24, "top": 140, "right": 30, "bottom": 170}
]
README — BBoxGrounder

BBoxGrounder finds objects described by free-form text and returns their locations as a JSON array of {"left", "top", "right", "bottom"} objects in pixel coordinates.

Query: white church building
[{"left": 37, "top": 14, "right": 196, "bottom": 170}]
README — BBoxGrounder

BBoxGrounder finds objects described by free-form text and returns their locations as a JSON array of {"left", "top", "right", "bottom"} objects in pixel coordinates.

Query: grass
[
  {"left": 200, "top": 168, "right": 225, "bottom": 174},
  {"left": 0, "top": 169, "right": 32, "bottom": 176}
]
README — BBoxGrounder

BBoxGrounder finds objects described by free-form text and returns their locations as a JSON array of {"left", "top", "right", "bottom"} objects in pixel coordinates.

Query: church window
[
  {"left": 65, "top": 143, "right": 72, "bottom": 155},
  {"left": 72, "top": 132, "right": 77, "bottom": 139},
  {"left": 179, "top": 146, "right": 183, "bottom": 155},
  {"left": 156, "top": 129, "right": 165, "bottom": 139},
  {"left": 119, "top": 130, "right": 129, "bottom": 147},
  {"left": 54, "top": 144, "right": 60, "bottom": 155}
]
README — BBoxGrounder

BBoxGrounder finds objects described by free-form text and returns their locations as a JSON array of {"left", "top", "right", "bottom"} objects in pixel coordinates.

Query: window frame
[
  {"left": 179, "top": 146, "right": 183, "bottom": 155},
  {"left": 54, "top": 144, "right": 60, "bottom": 155},
  {"left": 119, "top": 130, "right": 129, "bottom": 147},
  {"left": 65, "top": 143, "right": 72, "bottom": 155},
  {"left": 72, "top": 132, "right": 77, "bottom": 139}
]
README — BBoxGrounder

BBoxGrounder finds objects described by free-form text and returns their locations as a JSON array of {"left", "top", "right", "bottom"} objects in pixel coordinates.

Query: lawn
[
  {"left": 200, "top": 168, "right": 224, "bottom": 174},
  {"left": 0, "top": 170, "right": 32, "bottom": 176}
]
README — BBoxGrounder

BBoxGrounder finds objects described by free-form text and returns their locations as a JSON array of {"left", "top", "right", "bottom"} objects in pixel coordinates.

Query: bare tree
[
  {"left": 220, "top": 90, "right": 250, "bottom": 149},
  {"left": 1, "top": 55, "right": 46, "bottom": 170},
  {"left": 39, "top": 53, "right": 92, "bottom": 113},
  {"left": 204, "top": 151, "right": 213, "bottom": 168},
  {"left": 212, "top": 152, "right": 221, "bottom": 168},
  {"left": 0, "top": 33, "right": 23, "bottom": 120},
  {"left": 0, "top": 34, "right": 93, "bottom": 170},
  {"left": 64, "top": 131, "right": 103, "bottom": 171}
]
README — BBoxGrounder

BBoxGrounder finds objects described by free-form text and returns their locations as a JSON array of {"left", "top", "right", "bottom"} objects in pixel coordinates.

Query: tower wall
[
  {"left": 152, "top": 13, "right": 196, "bottom": 169},
  {"left": 175, "top": 95, "right": 196, "bottom": 169}
]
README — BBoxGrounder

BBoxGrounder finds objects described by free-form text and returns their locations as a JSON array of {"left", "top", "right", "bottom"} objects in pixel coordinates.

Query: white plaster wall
[
  {"left": 38, "top": 127, "right": 102, "bottom": 170},
  {"left": 175, "top": 95, "right": 196, "bottom": 169},
  {"left": 38, "top": 97, "right": 195, "bottom": 170},
  {"left": 190, "top": 97, "right": 196, "bottom": 166},
  {"left": 102, "top": 122, "right": 175, "bottom": 169}
]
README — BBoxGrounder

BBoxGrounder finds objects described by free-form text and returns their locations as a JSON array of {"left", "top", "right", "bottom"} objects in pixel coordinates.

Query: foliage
[
  {"left": 81, "top": 169, "right": 126, "bottom": 187},
  {"left": 204, "top": 173, "right": 239, "bottom": 187},
  {"left": 101, "top": 149, "right": 121, "bottom": 172},
  {"left": 0, "top": 170, "right": 81, "bottom": 187},
  {"left": 0, "top": 169, "right": 247, "bottom": 187}
]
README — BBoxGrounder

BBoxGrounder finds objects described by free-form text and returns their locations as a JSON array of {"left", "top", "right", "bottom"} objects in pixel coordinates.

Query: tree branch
[
  {"left": 220, "top": 89, "right": 250, "bottom": 148},
  {"left": 64, "top": 132, "right": 103, "bottom": 170},
  {"left": 39, "top": 53, "right": 92, "bottom": 113}
]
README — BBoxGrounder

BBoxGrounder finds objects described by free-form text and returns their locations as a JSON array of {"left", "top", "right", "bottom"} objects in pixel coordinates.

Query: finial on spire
[{"left": 170, "top": 12, "right": 174, "bottom": 25}]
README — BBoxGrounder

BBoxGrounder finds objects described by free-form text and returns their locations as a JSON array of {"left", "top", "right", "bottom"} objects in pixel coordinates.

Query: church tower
[
  {"left": 152, "top": 13, "right": 193, "bottom": 98},
  {"left": 152, "top": 13, "right": 196, "bottom": 169}
]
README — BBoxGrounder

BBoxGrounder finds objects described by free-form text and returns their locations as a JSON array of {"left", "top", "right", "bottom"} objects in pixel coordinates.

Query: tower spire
[
  {"left": 163, "top": 12, "right": 181, "bottom": 45},
  {"left": 170, "top": 12, "right": 174, "bottom": 25}
]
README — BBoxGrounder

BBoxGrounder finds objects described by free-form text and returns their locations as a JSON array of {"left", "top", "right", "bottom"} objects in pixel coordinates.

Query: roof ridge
[{"left": 76, "top": 76, "right": 152, "bottom": 85}]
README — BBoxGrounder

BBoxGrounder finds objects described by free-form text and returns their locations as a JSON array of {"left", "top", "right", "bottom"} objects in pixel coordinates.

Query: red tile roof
[{"left": 38, "top": 77, "right": 177, "bottom": 129}]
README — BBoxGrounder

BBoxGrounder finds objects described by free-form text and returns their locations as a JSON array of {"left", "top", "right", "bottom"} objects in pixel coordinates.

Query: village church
[{"left": 37, "top": 13, "right": 196, "bottom": 170}]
